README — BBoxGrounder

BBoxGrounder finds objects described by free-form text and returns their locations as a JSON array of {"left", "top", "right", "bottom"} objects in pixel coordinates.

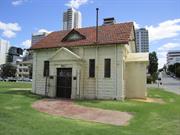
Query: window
[
  {"left": 68, "top": 34, "right": 82, "bottom": 41},
  {"left": 104, "top": 59, "right": 111, "bottom": 78},
  {"left": 89, "top": 59, "right": 95, "bottom": 78},
  {"left": 24, "top": 69, "right": 28, "bottom": 72},
  {"left": 43, "top": 61, "right": 49, "bottom": 77},
  {"left": 62, "top": 30, "right": 86, "bottom": 42}
]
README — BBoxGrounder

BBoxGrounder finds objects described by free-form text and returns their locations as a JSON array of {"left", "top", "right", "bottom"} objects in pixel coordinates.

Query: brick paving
[{"left": 32, "top": 99, "right": 133, "bottom": 126}]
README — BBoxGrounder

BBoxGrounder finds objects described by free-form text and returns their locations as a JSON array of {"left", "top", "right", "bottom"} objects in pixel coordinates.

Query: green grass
[{"left": 0, "top": 82, "right": 180, "bottom": 135}]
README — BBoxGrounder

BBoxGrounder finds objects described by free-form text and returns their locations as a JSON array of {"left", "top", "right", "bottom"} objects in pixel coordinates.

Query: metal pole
[
  {"left": 45, "top": 70, "right": 48, "bottom": 96},
  {"left": 96, "top": 8, "right": 99, "bottom": 43}
]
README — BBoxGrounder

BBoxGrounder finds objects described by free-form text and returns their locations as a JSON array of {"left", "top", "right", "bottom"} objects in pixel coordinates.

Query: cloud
[
  {"left": 37, "top": 29, "right": 52, "bottom": 34},
  {"left": 146, "top": 19, "right": 180, "bottom": 42},
  {"left": 157, "top": 43, "right": 180, "bottom": 68},
  {"left": 133, "top": 21, "right": 140, "bottom": 29},
  {"left": 2, "top": 30, "right": 16, "bottom": 38},
  {"left": 157, "top": 51, "right": 168, "bottom": 69},
  {"left": 65, "top": 0, "right": 91, "bottom": 9},
  {"left": 158, "top": 57, "right": 166, "bottom": 69},
  {"left": 12, "top": 0, "right": 28, "bottom": 6},
  {"left": 0, "top": 21, "right": 21, "bottom": 38},
  {"left": 21, "top": 39, "right": 31, "bottom": 49},
  {"left": 158, "top": 43, "right": 180, "bottom": 51}
]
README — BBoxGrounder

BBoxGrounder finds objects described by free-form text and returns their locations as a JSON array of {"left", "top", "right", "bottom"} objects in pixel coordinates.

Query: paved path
[
  {"left": 147, "top": 72, "right": 180, "bottom": 95},
  {"left": 32, "top": 99, "right": 132, "bottom": 126},
  {"left": 161, "top": 72, "right": 180, "bottom": 94}
]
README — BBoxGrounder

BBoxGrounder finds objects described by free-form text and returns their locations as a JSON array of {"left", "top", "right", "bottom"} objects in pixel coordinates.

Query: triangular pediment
[
  {"left": 62, "top": 29, "right": 86, "bottom": 42},
  {"left": 49, "top": 47, "right": 81, "bottom": 61}
]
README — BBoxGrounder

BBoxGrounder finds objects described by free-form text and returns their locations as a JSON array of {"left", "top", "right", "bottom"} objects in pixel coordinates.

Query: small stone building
[{"left": 30, "top": 22, "right": 148, "bottom": 100}]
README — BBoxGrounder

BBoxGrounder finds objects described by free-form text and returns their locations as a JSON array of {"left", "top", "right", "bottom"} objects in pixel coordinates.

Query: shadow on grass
[{"left": 0, "top": 90, "right": 43, "bottom": 100}]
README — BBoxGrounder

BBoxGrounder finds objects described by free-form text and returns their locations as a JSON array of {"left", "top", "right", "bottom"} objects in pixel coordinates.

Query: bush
[
  {"left": 176, "top": 66, "right": 180, "bottom": 77},
  {"left": 1, "top": 63, "right": 17, "bottom": 78},
  {"left": 147, "top": 76, "right": 153, "bottom": 84}
]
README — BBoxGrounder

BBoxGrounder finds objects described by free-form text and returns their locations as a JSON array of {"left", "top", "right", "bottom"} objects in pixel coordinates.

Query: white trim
[{"left": 49, "top": 47, "right": 82, "bottom": 61}]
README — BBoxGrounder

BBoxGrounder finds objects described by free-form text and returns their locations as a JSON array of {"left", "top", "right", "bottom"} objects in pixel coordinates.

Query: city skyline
[{"left": 0, "top": 0, "right": 180, "bottom": 68}]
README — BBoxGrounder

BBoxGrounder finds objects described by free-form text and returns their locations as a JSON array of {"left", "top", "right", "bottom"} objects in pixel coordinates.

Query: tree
[
  {"left": 176, "top": 66, "right": 180, "bottom": 77},
  {"left": 168, "top": 64, "right": 175, "bottom": 73},
  {"left": 148, "top": 52, "right": 158, "bottom": 82},
  {"left": 148, "top": 52, "right": 158, "bottom": 76},
  {"left": 1, "top": 63, "right": 17, "bottom": 78},
  {"left": 163, "top": 65, "right": 167, "bottom": 72},
  {"left": 168, "top": 63, "right": 180, "bottom": 77},
  {"left": 174, "top": 63, "right": 180, "bottom": 75}
]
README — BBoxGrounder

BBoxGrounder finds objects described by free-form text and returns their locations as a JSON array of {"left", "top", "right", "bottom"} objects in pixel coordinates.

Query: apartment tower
[
  {"left": 0, "top": 39, "right": 10, "bottom": 65},
  {"left": 135, "top": 28, "right": 149, "bottom": 52},
  {"left": 63, "top": 8, "right": 82, "bottom": 30}
]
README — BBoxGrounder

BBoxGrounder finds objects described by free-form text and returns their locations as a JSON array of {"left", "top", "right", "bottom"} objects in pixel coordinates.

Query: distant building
[
  {"left": 0, "top": 39, "right": 10, "bottom": 65},
  {"left": 31, "top": 32, "right": 49, "bottom": 46},
  {"left": 135, "top": 28, "right": 149, "bottom": 52},
  {"left": 103, "top": 17, "right": 116, "bottom": 25},
  {"left": 16, "top": 60, "right": 32, "bottom": 79},
  {"left": 167, "top": 50, "right": 180, "bottom": 66},
  {"left": 63, "top": 8, "right": 82, "bottom": 30},
  {"left": 6, "top": 46, "right": 23, "bottom": 65}
]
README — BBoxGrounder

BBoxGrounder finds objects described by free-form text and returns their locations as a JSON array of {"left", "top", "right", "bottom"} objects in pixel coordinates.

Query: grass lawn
[{"left": 0, "top": 82, "right": 180, "bottom": 135}]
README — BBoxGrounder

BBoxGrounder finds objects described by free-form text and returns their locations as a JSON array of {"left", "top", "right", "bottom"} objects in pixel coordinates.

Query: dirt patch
[
  {"left": 131, "top": 97, "right": 165, "bottom": 104},
  {"left": 32, "top": 99, "right": 133, "bottom": 126}
]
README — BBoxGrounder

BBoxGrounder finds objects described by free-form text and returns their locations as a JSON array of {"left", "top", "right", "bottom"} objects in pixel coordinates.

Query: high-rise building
[
  {"left": 31, "top": 32, "right": 49, "bottom": 46},
  {"left": 63, "top": 8, "right": 82, "bottom": 30},
  {"left": 167, "top": 50, "right": 180, "bottom": 66},
  {"left": 135, "top": 28, "right": 149, "bottom": 52},
  {"left": 0, "top": 39, "right": 10, "bottom": 65}
]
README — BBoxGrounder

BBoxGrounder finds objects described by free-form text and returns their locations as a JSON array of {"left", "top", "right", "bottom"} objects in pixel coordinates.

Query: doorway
[{"left": 56, "top": 68, "right": 72, "bottom": 98}]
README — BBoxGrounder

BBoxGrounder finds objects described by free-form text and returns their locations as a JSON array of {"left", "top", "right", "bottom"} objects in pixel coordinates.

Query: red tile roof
[{"left": 30, "top": 22, "right": 134, "bottom": 50}]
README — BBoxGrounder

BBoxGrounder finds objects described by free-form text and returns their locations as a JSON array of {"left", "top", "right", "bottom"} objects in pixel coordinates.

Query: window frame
[
  {"left": 89, "top": 59, "right": 95, "bottom": 78},
  {"left": 104, "top": 58, "right": 111, "bottom": 78},
  {"left": 43, "top": 61, "right": 49, "bottom": 77}
]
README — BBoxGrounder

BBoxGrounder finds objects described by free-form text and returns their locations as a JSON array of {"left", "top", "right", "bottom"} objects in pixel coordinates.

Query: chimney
[{"left": 103, "top": 17, "right": 116, "bottom": 25}]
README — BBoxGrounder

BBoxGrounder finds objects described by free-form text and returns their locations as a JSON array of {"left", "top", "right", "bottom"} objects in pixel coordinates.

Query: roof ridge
[
  {"left": 30, "top": 21, "right": 134, "bottom": 50},
  {"left": 52, "top": 21, "right": 134, "bottom": 33}
]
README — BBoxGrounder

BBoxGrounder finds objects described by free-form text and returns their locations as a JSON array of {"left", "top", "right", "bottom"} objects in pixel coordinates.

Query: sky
[{"left": 0, "top": 0, "right": 180, "bottom": 68}]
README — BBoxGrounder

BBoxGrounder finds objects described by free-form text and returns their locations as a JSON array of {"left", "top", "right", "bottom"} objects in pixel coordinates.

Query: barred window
[
  {"left": 89, "top": 59, "right": 95, "bottom": 78},
  {"left": 43, "top": 61, "right": 49, "bottom": 77},
  {"left": 104, "top": 59, "right": 111, "bottom": 78}
]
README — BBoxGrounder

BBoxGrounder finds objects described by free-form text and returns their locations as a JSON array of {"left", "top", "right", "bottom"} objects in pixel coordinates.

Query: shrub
[
  {"left": 147, "top": 76, "right": 153, "bottom": 84},
  {"left": 176, "top": 66, "right": 180, "bottom": 77}
]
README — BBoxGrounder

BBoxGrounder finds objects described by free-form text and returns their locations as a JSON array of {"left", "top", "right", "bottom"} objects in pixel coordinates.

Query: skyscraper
[
  {"left": 63, "top": 8, "right": 82, "bottom": 30},
  {"left": 0, "top": 39, "right": 10, "bottom": 65},
  {"left": 135, "top": 28, "right": 149, "bottom": 52}
]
